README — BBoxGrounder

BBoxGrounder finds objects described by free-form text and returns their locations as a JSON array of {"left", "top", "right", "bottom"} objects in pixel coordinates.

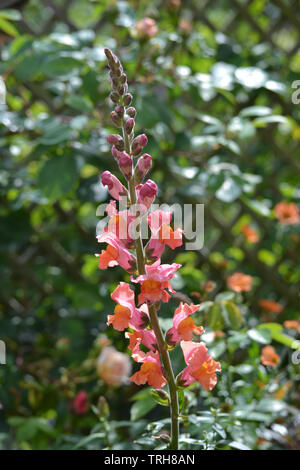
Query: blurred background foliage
[{"left": 0, "top": 0, "right": 300, "bottom": 450}]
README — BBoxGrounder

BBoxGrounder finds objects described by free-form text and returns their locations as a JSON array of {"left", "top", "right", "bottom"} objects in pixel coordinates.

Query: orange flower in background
[
  {"left": 274, "top": 201, "right": 300, "bottom": 225},
  {"left": 261, "top": 346, "right": 280, "bottom": 367},
  {"left": 259, "top": 299, "right": 283, "bottom": 314},
  {"left": 241, "top": 224, "right": 259, "bottom": 243},
  {"left": 284, "top": 320, "right": 300, "bottom": 333},
  {"left": 227, "top": 272, "right": 253, "bottom": 292}
]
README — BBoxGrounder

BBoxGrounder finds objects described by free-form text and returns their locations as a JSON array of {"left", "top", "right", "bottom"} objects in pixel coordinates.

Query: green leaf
[
  {"left": 130, "top": 395, "right": 157, "bottom": 421},
  {"left": 247, "top": 328, "right": 271, "bottom": 345},
  {"left": 38, "top": 155, "right": 78, "bottom": 202},
  {"left": 240, "top": 106, "right": 272, "bottom": 118},
  {"left": 0, "top": 17, "right": 19, "bottom": 37},
  {"left": 65, "top": 95, "right": 93, "bottom": 112},
  {"left": 42, "top": 56, "right": 81, "bottom": 78},
  {"left": 150, "top": 389, "right": 170, "bottom": 407},
  {"left": 222, "top": 301, "right": 242, "bottom": 329},
  {"left": 39, "top": 123, "right": 74, "bottom": 145},
  {"left": 207, "top": 304, "right": 224, "bottom": 331},
  {"left": 73, "top": 432, "right": 105, "bottom": 449},
  {"left": 229, "top": 441, "right": 251, "bottom": 450},
  {"left": 257, "top": 323, "right": 300, "bottom": 349}
]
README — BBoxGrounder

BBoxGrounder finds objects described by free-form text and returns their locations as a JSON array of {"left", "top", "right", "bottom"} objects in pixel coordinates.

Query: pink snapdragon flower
[
  {"left": 146, "top": 210, "right": 183, "bottom": 261},
  {"left": 101, "top": 171, "right": 128, "bottom": 200},
  {"left": 131, "top": 260, "right": 181, "bottom": 304},
  {"left": 96, "top": 233, "right": 136, "bottom": 272},
  {"left": 107, "top": 282, "right": 147, "bottom": 331},
  {"left": 178, "top": 341, "right": 221, "bottom": 391},
  {"left": 166, "top": 303, "right": 204, "bottom": 346}
]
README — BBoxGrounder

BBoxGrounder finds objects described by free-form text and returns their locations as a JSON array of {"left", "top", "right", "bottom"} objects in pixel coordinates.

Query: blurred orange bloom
[
  {"left": 261, "top": 346, "right": 280, "bottom": 367},
  {"left": 259, "top": 299, "right": 283, "bottom": 313},
  {"left": 274, "top": 201, "right": 300, "bottom": 225},
  {"left": 284, "top": 320, "right": 300, "bottom": 333},
  {"left": 241, "top": 224, "right": 259, "bottom": 243},
  {"left": 227, "top": 272, "right": 253, "bottom": 292}
]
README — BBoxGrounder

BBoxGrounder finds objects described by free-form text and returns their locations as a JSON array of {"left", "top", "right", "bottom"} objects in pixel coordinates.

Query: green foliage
[{"left": 0, "top": 0, "right": 300, "bottom": 451}]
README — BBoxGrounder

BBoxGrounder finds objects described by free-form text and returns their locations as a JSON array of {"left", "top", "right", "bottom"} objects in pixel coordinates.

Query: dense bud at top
[
  {"left": 115, "top": 105, "right": 125, "bottom": 117},
  {"left": 109, "top": 91, "right": 119, "bottom": 104}
]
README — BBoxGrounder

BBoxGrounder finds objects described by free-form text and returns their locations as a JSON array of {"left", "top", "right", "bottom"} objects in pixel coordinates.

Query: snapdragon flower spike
[
  {"left": 101, "top": 171, "right": 128, "bottom": 201},
  {"left": 107, "top": 282, "right": 147, "bottom": 331},
  {"left": 166, "top": 303, "right": 204, "bottom": 347},
  {"left": 146, "top": 210, "right": 183, "bottom": 262},
  {"left": 96, "top": 233, "right": 136, "bottom": 272},
  {"left": 134, "top": 153, "right": 152, "bottom": 185},
  {"left": 178, "top": 341, "right": 221, "bottom": 391},
  {"left": 131, "top": 260, "right": 181, "bottom": 305}
]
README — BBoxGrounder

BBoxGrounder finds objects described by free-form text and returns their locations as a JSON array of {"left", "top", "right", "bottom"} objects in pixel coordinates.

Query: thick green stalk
[{"left": 123, "top": 125, "right": 179, "bottom": 449}]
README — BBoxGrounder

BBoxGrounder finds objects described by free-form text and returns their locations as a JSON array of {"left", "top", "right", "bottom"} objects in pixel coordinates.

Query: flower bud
[
  {"left": 119, "top": 73, "right": 127, "bottom": 84},
  {"left": 97, "top": 396, "right": 110, "bottom": 419},
  {"left": 134, "top": 153, "right": 152, "bottom": 184},
  {"left": 109, "top": 91, "right": 119, "bottom": 104},
  {"left": 107, "top": 134, "right": 124, "bottom": 151},
  {"left": 123, "top": 93, "right": 133, "bottom": 106},
  {"left": 118, "top": 153, "right": 133, "bottom": 180},
  {"left": 115, "top": 105, "right": 125, "bottom": 117},
  {"left": 132, "top": 134, "right": 148, "bottom": 156},
  {"left": 110, "top": 111, "right": 122, "bottom": 127},
  {"left": 137, "top": 179, "right": 157, "bottom": 209},
  {"left": 101, "top": 170, "right": 128, "bottom": 200},
  {"left": 125, "top": 118, "right": 135, "bottom": 135},
  {"left": 127, "top": 107, "right": 136, "bottom": 118}
]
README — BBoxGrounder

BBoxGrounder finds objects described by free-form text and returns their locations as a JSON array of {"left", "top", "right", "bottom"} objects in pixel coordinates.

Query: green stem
[{"left": 123, "top": 124, "right": 179, "bottom": 449}]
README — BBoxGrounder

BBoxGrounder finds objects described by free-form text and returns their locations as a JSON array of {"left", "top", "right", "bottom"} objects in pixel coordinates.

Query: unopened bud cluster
[{"left": 104, "top": 48, "right": 152, "bottom": 182}]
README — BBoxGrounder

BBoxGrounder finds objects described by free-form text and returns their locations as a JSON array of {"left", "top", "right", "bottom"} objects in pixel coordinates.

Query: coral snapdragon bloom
[
  {"left": 166, "top": 303, "right": 204, "bottom": 346},
  {"left": 96, "top": 233, "right": 136, "bottom": 272},
  {"left": 125, "top": 317, "right": 157, "bottom": 353},
  {"left": 259, "top": 299, "right": 283, "bottom": 314},
  {"left": 107, "top": 282, "right": 146, "bottom": 331},
  {"left": 146, "top": 210, "right": 183, "bottom": 261},
  {"left": 178, "top": 341, "right": 221, "bottom": 391},
  {"left": 131, "top": 260, "right": 181, "bottom": 304},
  {"left": 274, "top": 201, "right": 300, "bottom": 225},
  {"left": 129, "top": 349, "right": 167, "bottom": 389},
  {"left": 284, "top": 320, "right": 300, "bottom": 333},
  {"left": 261, "top": 346, "right": 280, "bottom": 367},
  {"left": 241, "top": 224, "right": 259, "bottom": 243},
  {"left": 227, "top": 272, "right": 253, "bottom": 292}
]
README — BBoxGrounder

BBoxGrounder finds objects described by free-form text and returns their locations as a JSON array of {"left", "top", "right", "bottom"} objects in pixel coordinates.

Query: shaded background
[{"left": 0, "top": 0, "right": 300, "bottom": 450}]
